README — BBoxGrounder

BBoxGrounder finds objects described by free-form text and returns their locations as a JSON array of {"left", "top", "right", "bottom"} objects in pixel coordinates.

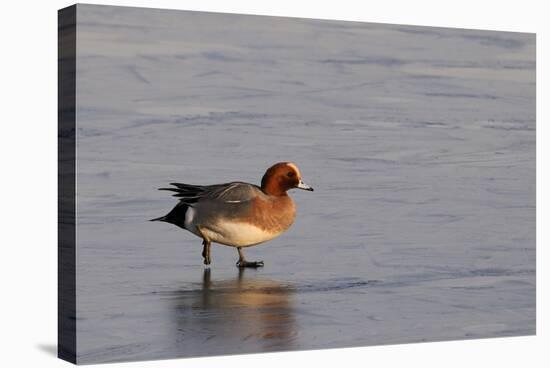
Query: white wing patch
[{"left": 184, "top": 206, "right": 197, "bottom": 232}]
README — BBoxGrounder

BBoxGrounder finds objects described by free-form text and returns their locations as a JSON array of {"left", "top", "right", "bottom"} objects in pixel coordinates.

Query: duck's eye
[{"left": 287, "top": 171, "right": 295, "bottom": 178}]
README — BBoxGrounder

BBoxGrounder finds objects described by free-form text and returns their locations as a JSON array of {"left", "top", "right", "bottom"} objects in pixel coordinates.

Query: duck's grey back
[{"left": 152, "top": 181, "right": 265, "bottom": 229}]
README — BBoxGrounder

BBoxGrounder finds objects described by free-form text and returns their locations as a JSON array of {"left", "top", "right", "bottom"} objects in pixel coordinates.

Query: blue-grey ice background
[{"left": 73, "top": 5, "right": 535, "bottom": 364}]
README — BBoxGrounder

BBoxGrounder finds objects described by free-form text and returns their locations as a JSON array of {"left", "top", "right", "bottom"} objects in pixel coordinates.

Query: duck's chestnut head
[{"left": 261, "top": 162, "right": 313, "bottom": 196}]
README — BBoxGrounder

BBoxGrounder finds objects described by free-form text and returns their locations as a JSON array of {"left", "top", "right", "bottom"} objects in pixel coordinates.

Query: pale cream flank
[{"left": 199, "top": 221, "right": 284, "bottom": 247}]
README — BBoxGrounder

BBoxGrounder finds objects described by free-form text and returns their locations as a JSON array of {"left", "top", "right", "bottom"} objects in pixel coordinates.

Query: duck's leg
[
  {"left": 196, "top": 226, "right": 211, "bottom": 265},
  {"left": 236, "top": 247, "right": 264, "bottom": 268},
  {"left": 201, "top": 239, "right": 211, "bottom": 265}
]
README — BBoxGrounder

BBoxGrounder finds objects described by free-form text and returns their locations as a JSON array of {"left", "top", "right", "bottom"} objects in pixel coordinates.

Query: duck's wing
[{"left": 159, "top": 181, "right": 261, "bottom": 205}]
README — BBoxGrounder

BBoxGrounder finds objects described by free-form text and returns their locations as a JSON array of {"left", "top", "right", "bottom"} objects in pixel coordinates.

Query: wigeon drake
[{"left": 151, "top": 162, "right": 313, "bottom": 267}]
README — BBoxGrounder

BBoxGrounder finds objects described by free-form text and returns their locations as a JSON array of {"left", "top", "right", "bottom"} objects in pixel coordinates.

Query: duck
[{"left": 151, "top": 162, "right": 313, "bottom": 267}]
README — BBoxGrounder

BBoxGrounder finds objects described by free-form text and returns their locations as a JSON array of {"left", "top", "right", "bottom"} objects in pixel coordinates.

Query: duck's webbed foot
[
  {"left": 236, "top": 260, "right": 264, "bottom": 268},
  {"left": 236, "top": 247, "right": 264, "bottom": 268}
]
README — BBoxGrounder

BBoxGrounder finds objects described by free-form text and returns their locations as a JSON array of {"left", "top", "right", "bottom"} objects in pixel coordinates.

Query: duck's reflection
[{"left": 171, "top": 268, "right": 296, "bottom": 354}]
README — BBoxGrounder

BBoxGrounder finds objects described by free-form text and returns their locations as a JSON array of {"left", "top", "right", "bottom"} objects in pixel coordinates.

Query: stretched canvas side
[{"left": 58, "top": 4, "right": 77, "bottom": 364}]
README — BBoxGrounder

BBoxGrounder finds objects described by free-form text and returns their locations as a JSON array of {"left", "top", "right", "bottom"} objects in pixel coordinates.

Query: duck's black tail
[{"left": 150, "top": 202, "right": 189, "bottom": 229}]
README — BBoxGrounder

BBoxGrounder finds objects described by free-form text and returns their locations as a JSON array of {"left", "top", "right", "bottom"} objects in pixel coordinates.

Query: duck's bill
[{"left": 297, "top": 180, "right": 314, "bottom": 191}]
